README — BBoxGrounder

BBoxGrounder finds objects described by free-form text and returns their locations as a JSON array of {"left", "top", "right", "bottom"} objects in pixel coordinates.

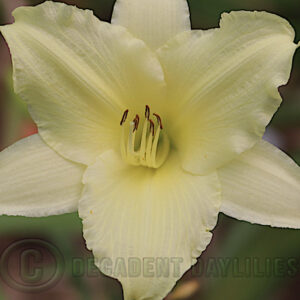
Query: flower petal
[
  {"left": 111, "top": 0, "right": 191, "bottom": 50},
  {"left": 0, "top": 1, "right": 165, "bottom": 166},
  {"left": 157, "top": 11, "right": 299, "bottom": 175},
  {"left": 219, "top": 140, "right": 300, "bottom": 228},
  {"left": 79, "top": 151, "right": 220, "bottom": 299},
  {"left": 0, "top": 134, "right": 84, "bottom": 217}
]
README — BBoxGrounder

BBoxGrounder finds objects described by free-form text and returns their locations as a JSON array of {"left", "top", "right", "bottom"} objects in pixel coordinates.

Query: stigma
[{"left": 120, "top": 105, "right": 170, "bottom": 169}]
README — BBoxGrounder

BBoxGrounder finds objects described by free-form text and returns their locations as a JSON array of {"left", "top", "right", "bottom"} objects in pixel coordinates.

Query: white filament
[{"left": 121, "top": 117, "right": 170, "bottom": 168}]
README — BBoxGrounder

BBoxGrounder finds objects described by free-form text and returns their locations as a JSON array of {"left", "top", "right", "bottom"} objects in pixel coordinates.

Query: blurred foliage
[
  {"left": 0, "top": 213, "right": 81, "bottom": 236},
  {"left": 189, "top": 0, "right": 300, "bottom": 35},
  {"left": 202, "top": 216, "right": 300, "bottom": 300},
  {"left": 0, "top": 0, "right": 299, "bottom": 299}
]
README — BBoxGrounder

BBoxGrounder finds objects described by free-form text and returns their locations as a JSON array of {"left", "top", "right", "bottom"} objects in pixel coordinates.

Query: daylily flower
[{"left": 0, "top": 0, "right": 300, "bottom": 299}]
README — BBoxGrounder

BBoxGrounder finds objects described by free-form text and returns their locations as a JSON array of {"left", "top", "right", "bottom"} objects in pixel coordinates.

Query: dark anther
[
  {"left": 133, "top": 114, "right": 140, "bottom": 132},
  {"left": 145, "top": 105, "right": 150, "bottom": 120},
  {"left": 149, "top": 120, "right": 155, "bottom": 136},
  {"left": 120, "top": 109, "right": 129, "bottom": 126},
  {"left": 153, "top": 113, "right": 163, "bottom": 129}
]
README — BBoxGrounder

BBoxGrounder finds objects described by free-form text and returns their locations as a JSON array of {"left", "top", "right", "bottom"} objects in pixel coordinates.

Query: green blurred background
[{"left": 0, "top": 0, "right": 299, "bottom": 299}]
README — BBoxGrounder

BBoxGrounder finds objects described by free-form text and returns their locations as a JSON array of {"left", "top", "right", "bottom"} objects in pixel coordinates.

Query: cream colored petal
[
  {"left": 112, "top": 0, "right": 191, "bottom": 50},
  {"left": 0, "top": 134, "right": 84, "bottom": 217},
  {"left": 0, "top": 1, "right": 165, "bottom": 166},
  {"left": 79, "top": 151, "right": 221, "bottom": 299},
  {"left": 157, "top": 11, "right": 298, "bottom": 175},
  {"left": 219, "top": 140, "right": 300, "bottom": 228}
]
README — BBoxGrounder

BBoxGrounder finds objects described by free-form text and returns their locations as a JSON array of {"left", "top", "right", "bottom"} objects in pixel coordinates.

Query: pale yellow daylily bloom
[{"left": 0, "top": 1, "right": 300, "bottom": 299}]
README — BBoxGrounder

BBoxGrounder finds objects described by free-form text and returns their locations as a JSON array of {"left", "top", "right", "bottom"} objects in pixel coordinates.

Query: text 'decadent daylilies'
[{"left": 0, "top": 0, "right": 300, "bottom": 299}]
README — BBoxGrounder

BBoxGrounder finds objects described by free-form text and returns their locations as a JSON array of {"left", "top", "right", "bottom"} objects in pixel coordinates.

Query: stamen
[
  {"left": 126, "top": 121, "right": 139, "bottom": 166},
  {"left": 149, "top": 119, "right": 155, "bottom": 136},
  {"left": 120, "top": 106, "right": 169, "bottom": 169},
  {"left": 145, "top": 105, "right": 150, "bottom": 120},
  {"left": 153, "top": 113, "right": 163, "bottom": 129},
  {"left": 133, "top": 114, "right": 140, "bottom": 132},
  {"left": 139, "top": 119, "right": 148, "bottom": 163},
  {"left": 120, "top": 109, "right": 129, "bottom": 126}
]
